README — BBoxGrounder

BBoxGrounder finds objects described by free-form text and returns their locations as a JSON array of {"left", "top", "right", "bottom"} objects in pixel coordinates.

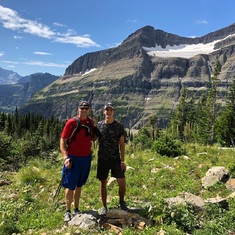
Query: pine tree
[
  {"left": 215, "top": 76, "right": 235, "bottom": 146},
  {"left": 148, "top": 113, "right": 158, "bottom": 140}
]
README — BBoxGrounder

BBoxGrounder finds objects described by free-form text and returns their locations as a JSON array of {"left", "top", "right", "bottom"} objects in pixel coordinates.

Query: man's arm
[
  {"left": 60, "top": 137, "right": 72, "bottom": 168},
  {"left": 119, "top": 135, "right": 126, "bottom": 171},
  {"left": 91, "top": 126, "right": 101, "bottom": 141},
  {"left": 60, "top": 138, "right": 68, "bottom": 159},
  {"left": 119, "top": 135, "right": 125, "bottom": 162}
]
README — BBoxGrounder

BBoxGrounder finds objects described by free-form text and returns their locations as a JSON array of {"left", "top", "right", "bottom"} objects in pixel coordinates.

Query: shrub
[
  {"left": 0, "top": 219, "right": 20, "bottom": 235},
  {"left": 131, "top": 126, "right": 153, "bottom": 149},
  {"left": 163, "top": 203, "right": 199, "bottom": 233},
  {"left": 152, "top": 135, "right": 184, "bottom": 157},
  {"left": 227, "top": 162, "right": 235, "bottom": 178}
]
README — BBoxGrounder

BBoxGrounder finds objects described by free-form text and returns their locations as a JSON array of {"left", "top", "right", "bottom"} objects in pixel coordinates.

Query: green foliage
[
  {"left": 215, "top": 77, "right": 235, "bottom": 147},
  {"left": 0, "top": 219, "right": 21, "bottom": 235},
  {"left": 0, "top": 110, "right": 63, "bottom": 170},
  {"left": 163, "top": 203, "right": 199, "bottom": 233},
  {"left": 131, "top": 126, "right": 153, "bottom": 150},
  {"left": 15, "top": 166, "right": 45, "bottom": 186},
  {"left": 152, "top": 134, "right": 184, "bottom": 157},
  {"left": 0, "top": 132, "right": 14, "bottom": 168},
  {"left": 227, "top": 162, "right": 235, "bottom": 178}
]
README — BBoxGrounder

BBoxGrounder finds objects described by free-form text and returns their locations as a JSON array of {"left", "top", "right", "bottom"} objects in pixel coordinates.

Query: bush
[
  {"left": 152, "top": 135, "right": 184, "bottom": 157},
  {"left": 163, "top": 203, "right": 199, "bottom": 233},
  {"left": 131, "top": 126, "right": 153, "bottom": 150},
  {"left": 0, "top": 219, "right": 20, "bottom": 235},
  {"left": 227, "top": 162, "right": 235, "bottom": 178}
]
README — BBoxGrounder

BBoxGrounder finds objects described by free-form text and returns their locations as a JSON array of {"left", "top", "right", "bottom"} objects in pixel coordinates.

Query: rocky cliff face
[{"left": 19, "top": 23, "right": 235, "bottom": 129}]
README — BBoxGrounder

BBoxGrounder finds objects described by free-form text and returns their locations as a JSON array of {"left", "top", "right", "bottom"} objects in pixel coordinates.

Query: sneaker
[
  {"left": 64, "top": 211, "right": 72, "bottom": 222},
  {"left": 99, "top": 207, "right": 107, "bottom": 216},
  {"left": 120, "top": 201, "right": 128, "bottom": 211},
  {"left": 72, "top": 208, "right": 81, "bottom": 216}
]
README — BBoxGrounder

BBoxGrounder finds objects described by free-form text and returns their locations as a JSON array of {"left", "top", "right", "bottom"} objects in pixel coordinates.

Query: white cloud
[
  {"left": 24, "top": 60, "right": 68, "bottom": 68},
  {"left": 54, "top": 35, "right": 100, "bottom": 48},
  {"left": 53, "top": 22, "right": 66, "bottom": 27},
  {"left": 7, "top": 65, "right": 15, "bottom": 68},
  {"left": 196, "top": 20, "right": 209, "bottom": 25},
  {"left": 13, "top": 35, "right": 22, "bottom": 39},
  {"left": 2, "top": 60, "right": 19, "bottom": 64},
  {"left": 0, "top": 5, "right": 100, "bottom": 47},
  {"left": 0, "top": 51, "right": 4, "bottom": 56},
  {"left": 34, "top": 51, "right": 53, "bottom": 55},
  {"left": 0, "top": 5, "right": 55, "bottom": 38},
  {"left": 2, "top": 59, "right": 67, "bottom": 68},
  {"left": 126, "top": 19, "right": 138, "bottom": 23}
]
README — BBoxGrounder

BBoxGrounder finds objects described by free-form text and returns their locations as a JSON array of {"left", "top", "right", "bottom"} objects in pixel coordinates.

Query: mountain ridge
[
  {"left": 0, "top": 67, "right": 22, "bottom": 85},
  {"left": 3, "top": 23, "right": 235, "bottom": 129},
  {"left": 0, "top": 73, "right": 59, "bottom": 113}
]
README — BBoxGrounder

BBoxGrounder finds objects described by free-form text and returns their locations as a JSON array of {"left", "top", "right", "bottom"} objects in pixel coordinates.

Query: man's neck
[
  {"left": 78, "top": 115, "right": 87, "bottom": 121},
  {"left": 105, "top": 117, "right": 114, "bottom": 124}
]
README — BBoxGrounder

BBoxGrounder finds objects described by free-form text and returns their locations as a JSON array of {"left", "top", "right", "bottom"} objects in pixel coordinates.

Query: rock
[
  {"left": 226, "top": 178, "right": 235, "bottom": 191},
  {"left": 201, "top": 166, "right": 229, "bottom": 188},
  {"left": 204, "top": 196, "right": 228, "bottom": 209},
  {"left": 100, "top": 209, "right": 153, "bottom": 230},
  {"left": 181, "top": 192, "right": 205, "bottom": 209},
  {"left": 68, "top": 213, "right": 97, "bottom": 229}
]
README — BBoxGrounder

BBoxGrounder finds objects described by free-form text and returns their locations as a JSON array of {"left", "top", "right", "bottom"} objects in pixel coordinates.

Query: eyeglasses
[{"left": 80, "top": 107, "right": 89, "bottom": 110}]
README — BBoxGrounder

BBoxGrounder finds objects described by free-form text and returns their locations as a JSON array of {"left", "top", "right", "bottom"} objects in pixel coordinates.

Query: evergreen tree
[
  {"left": 148, "top": 113, "right": 158, "bottom": 140},
  {"left": 215, "top": 77, "right": 235, "bottom": 146}
]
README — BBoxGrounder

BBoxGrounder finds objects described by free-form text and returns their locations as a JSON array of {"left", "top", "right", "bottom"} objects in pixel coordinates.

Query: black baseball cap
[
  {"left": 79, "top": 101, "right": 90, "bottom": 108},
  {"left": 104, "top": 102, "right": 114, "bottom": 110}
]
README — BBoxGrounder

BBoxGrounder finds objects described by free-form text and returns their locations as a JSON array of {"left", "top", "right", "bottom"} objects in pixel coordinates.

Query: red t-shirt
[{"left": 61, "top": 116, "right": 94, "bottom": 157}]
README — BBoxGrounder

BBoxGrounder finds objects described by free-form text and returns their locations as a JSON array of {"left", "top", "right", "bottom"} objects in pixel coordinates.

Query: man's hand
[
  {"left": 120, "top": 162, "right": 126, "bottom": 172},
  {"left": 64, "top": 158, "right": 72, "bottom": 169}
]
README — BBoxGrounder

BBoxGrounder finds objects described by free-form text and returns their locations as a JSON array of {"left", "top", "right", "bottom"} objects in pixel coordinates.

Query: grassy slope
[{"left": 1, "top": 144, "right": 235, "bottom": 234}]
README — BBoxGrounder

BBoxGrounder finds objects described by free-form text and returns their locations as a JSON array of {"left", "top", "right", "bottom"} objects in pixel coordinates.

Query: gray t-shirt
[{"left": 97, "top": 120, "right": 124, "bottom": 161}]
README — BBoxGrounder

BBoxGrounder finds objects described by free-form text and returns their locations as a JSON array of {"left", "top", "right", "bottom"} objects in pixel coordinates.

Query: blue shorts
[{"left": 62, "top": 154, "right": 92, "bottom": 190}]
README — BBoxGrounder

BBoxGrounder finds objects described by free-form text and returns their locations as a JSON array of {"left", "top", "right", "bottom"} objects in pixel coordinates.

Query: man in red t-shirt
[{"left": 60, "top": 101, "right": 95, "bottom": 222}]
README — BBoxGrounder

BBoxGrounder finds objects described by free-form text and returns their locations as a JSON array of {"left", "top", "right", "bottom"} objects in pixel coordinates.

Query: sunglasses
[{"left": 80, "top": 107, "right": 89, "bottom": 110}]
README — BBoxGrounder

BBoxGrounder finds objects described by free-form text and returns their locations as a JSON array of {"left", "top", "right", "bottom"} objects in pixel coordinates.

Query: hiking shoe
[
  {"left": 72, "top": 208, "right": 81, "bottom": 216},
  {"left": 99, "top": 207, "right": 107, "bottom": 216},
  {"left": 64, "top": 211, "right": 72, "bottom": 222},
  {"left": 120, "top": 201, "right": 128, "bottom": 211}
]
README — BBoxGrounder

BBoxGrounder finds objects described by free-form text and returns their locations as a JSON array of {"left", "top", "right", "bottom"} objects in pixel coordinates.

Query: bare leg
[
  {"left": 100, "top": 179, "right": 107, "bottom": 208},
  {"left": 117, "top": 178, "right": 126, "bottom": 202},
  {"left": 65, "top": 188, "right": 74, "bottom": 211},
  {"left": 73, "top": 186, "right": 82, "bottom": 209}
]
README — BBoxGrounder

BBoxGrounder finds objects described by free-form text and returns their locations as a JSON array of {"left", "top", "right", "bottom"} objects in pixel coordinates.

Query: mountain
[
  {"left": 18, "top": 23, "right": 235, "bottom": 128},
  {"left": 0, "top": 73, "right": 59, "bottom": 113},
  {"left": 0, "top": 67, "right": 22, "bottom": 85}
]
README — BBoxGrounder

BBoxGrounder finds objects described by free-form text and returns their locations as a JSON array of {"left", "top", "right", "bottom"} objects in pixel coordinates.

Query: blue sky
[{"left": 0, "top": 0, "right": 234, "bottom": 77}]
